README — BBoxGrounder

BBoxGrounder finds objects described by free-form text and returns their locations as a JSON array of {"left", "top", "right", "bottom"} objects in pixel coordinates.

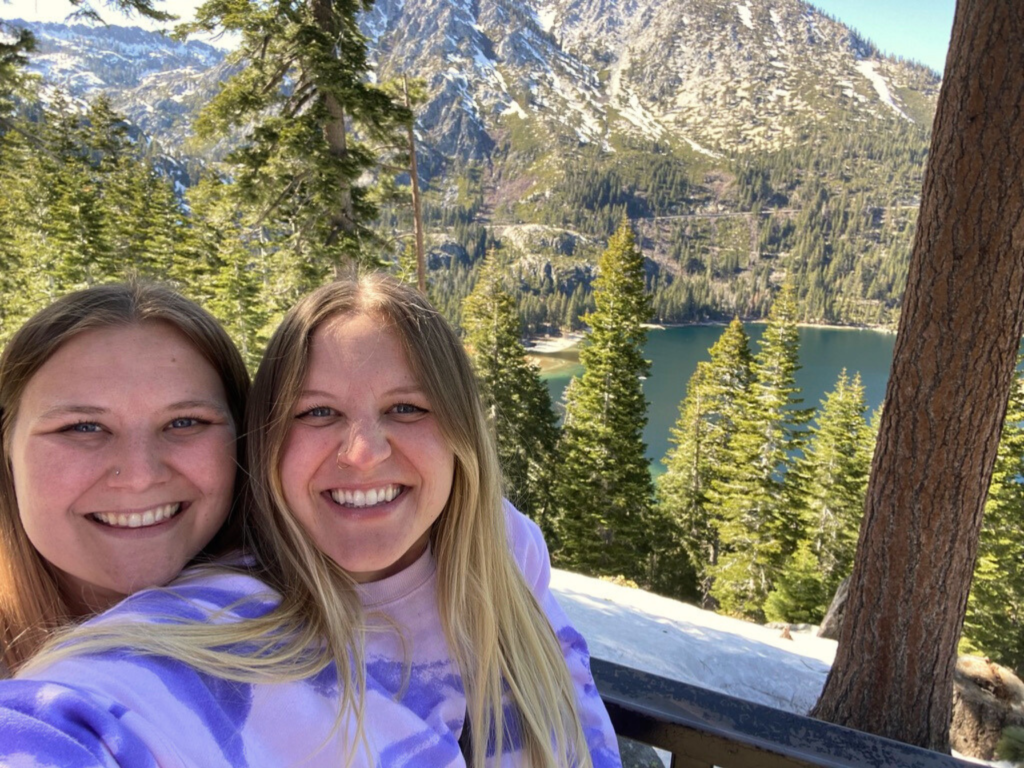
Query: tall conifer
[
  {"left": 463, "top": 253, "right": 559, "bottom": 531},
  {"left": 961, "top": 363, "right": 1024, "bottom": 675},
  {"left": 765, "top": 369, "right": 873, "bottom": 623},
  {"left": 710, "top": 284, "right": 811, "bottom": 618},
  {"left": 180, "top": 0, "right": 409, "bottom": 279},
  {"left": 658, "top": 319, "right": 753, "bottom": 603},
  {"left": 552, "top": 220, "right": 655, "bottom": 583}
]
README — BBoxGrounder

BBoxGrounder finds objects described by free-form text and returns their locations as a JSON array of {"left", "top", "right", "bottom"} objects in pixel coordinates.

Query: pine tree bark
[{"left": 811, "top": 0, "right": 1024, "bottom": 751}]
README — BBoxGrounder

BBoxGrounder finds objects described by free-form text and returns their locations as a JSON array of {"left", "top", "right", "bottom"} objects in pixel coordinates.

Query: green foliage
[
  {"left": 0, "top": 93, "right": 189, "bottom": 340},
  {"left": 552, "top": 220, "right": 656, "bottom": 584},
  {"left": 709, "top": 284, "right": 813, "bottom": 619},
  {"left": 766, "top": 370, "right": 873, "bottom": 622},
  {"left": 657, "top": 318, "right": 753, "bottom": 603},
  {"left": 178, "top": 175, "right": 270, "bottom": 370},
  {"left": 463, "top": 252, "right": 559, "bottom": 532},
  {"left": 996, "top": 725, "right": 1024, "bottom": 765},
  {"left": 66, "top": 0, "right": 176, "bottom": 23},
  {"left": 763, "top": 540, "right": 828, "bottom": 624},
  {"left": 961, "top": 363, "right": 1024, "bottom": 677},
  {"left": 180, "top": 0, "right": 409, "bottom": 274},
  {"left": 0, "top": 22, "right": 34, "bottom": 117},
  {"left": 0, "top": 92, "right": 266, "bottom": 370}
]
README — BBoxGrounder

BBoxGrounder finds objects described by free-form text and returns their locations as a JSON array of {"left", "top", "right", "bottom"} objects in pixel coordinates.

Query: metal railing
[{"left": 590, "top": 658, "right": 978, "bottom": 768}]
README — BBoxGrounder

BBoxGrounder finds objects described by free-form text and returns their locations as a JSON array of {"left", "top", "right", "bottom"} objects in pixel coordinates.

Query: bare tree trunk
[
  {"left": 312, "top": 0, "right": 355, "bottom": 271},
  {"left": 403, "top": 76, "right": 426, "bottom": 295},
  {"left": 812, "top": 0, "right": 1024, "bottom": 752}
]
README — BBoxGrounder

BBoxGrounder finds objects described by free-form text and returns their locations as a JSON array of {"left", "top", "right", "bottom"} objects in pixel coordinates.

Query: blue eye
[
  {"left": 64, "top": 421, "right": 102, "bottom": 434},
  {"left": 299, "top": 405, "right": 336, "bottom": 419},
  {"left": 391, "top": 403, "right": 426, "bottom": 416},
  {"left": 169, "top": 417, "right": 205, "bottom": 429}
]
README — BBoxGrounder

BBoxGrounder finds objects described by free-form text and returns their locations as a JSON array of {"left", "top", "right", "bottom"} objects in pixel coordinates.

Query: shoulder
[
  {"left": 503, "top": 499, "right": 547, "bottom": 562},
  {"left": 502, "top": 499, "right": 551, "bottom": 595},
  {"left": 98, "top": 565, "right": 281, "bottom": 627}
]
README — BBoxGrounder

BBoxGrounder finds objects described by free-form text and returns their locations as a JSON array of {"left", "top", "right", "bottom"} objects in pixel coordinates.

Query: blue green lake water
[{"left": 536, "top": 325, "right": 896, "bottom": 475}]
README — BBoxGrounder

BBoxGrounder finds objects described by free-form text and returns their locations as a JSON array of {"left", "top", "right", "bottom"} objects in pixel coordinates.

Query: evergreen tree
[
  {"left": 765, "top": 370, "right": 873, "bottom": 623},
  {"left": 961, "top": 362, "right": 1024, "bottom": 676},
  {"left": 552, "top": 220, "right": 655, "bottom": 583},
  {"left": 463, "top": 253, "right": 559, "bottom": 532},
  {"left": 0, "top": 22, "right": 33, "bottom": 120},
  {"left": 0, "top": 93, "right": 190, "bottom": 340},
  {"left": 180, "top": 0, "right": 409, "bottom": 278},
  {"left": 0, "top": 122, "right": 37, "bottom": 341},
  {"left": 710, "top": 284, "right": 812, "bottom": 619},
  {"left": 657, "top": 319, "right": 753, "bottom": 603},
  {"left": 179, "top": 175, "right": 268, "bottom": 370}
]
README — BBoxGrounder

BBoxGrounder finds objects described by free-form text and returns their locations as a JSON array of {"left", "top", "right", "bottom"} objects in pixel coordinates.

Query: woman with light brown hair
[
  {"left": 0, "top": 282, "right": 249, "bottom": 673},
  {"left": 0, "top": 274, "right": 620, "bottom": 767}
]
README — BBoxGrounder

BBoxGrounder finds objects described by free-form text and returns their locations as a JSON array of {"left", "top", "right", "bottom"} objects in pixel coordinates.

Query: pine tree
[
  {"left": 657, "top": 319, "right": 753, "bottom": 603},
  {"left": 961, "top": 362, "right": 1024, "bottom": 676},
  {"left": 0, "top": 23, "right": 33, "bottom": 120},
  {"left": 765, "top": 370, "right": 873, "bottom": 623},
  {"left": 552, "top": 220, "right": 655, "bottom": 583},
  {"left": 177, "top": 175, "right": 269, "bottom": 371},
  {"left": 710, "top": 284, "right": 812, "bottom": 619},
  {"left": 180, "top": 0, "right": 410, "bottom": 277},
  {"left": 0, "top": 92, "right": 196, "bottom": 340},
  {"left": 463, "top": 253, "right": 559, "bottom": 532}
]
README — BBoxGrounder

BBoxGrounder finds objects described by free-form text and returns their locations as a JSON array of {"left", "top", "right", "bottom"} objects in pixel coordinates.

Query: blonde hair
[
  {"left": 0, "top": 282, "right": 250, "bottom": 673},
  {"left": 26, "top": 275, "right": 591, "bottom": 767}
]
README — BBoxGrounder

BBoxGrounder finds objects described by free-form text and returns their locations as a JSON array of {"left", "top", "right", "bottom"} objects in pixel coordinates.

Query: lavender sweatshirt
[{"left": 0, "top": 504, "right": 621, "bottom": 767}]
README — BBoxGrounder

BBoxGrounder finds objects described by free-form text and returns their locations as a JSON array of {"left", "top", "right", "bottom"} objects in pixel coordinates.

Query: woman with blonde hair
[
  {"left": 0, "top": 282, "right": 250, "bottom": 674},
  {"left": 0, "top": 274, "right": 619, "bottom": 766}
]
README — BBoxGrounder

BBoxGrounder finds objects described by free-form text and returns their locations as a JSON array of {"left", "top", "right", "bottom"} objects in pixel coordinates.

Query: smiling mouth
[
  {"left": 90, "top": 503, "right": 183, "bottom": 529},
  {"left": 329, "top": 484, "right": 403, "bottom": 508}
]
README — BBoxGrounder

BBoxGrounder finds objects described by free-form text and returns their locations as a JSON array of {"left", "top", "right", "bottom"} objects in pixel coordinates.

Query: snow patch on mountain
[
  {"left": 736, "top": 3, "right": 754, "bottom": 31},
  {"left": 856, "top": 59, "right": 911, "bottom": 121}
]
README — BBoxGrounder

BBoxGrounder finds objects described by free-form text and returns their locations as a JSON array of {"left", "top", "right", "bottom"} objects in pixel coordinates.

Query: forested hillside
[{"left": 2, "top": 0, "right": 939, "bottom": 333}]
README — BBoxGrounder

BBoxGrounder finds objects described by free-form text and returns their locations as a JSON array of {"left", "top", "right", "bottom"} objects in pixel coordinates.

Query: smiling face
[
  {"left": 7, "top": 322, "right": 237, "bottom": 615},
  {"left": 279, "top": 312, "right": 455, "bottom": 583}
]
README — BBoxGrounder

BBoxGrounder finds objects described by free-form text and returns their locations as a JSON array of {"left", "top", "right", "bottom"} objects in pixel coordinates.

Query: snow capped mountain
[
  {"left": 6, "top": 0, "right": 939, "bottom": 177},
  {"left": 368, "top": 0, "right": 939, "bottom": 173},
  {"left": 14, "top": 18, "right": 223, "bottom": 92},
  {"left": 9, "top": 18, "right": 230, "bottom": 147}
]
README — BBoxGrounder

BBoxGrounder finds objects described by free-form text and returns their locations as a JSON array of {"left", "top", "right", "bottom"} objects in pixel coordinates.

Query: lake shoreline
[{"left": 526, "top": 320, "right": 895, "bottom": 357}]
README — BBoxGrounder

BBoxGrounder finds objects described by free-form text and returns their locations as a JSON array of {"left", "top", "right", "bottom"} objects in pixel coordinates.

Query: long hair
[
  {"left": 25, "top": 275, "right": 590, "bottom": 766},
  {"left": 247, "top": 274, "right": 590, "bottom": 765},
  {"left": 0, "top": 282, "right": 250, "bottom": 672}
]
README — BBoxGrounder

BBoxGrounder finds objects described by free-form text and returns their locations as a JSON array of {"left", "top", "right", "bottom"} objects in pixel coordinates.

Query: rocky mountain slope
[
  {"left": 3, "top": 0, "right": 941, "bottom": 326},
  {"left": 8, "top": 0, "right": 939, "bottom": 176}
]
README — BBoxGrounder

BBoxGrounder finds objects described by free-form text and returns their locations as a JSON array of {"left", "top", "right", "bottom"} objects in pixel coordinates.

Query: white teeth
[
  {"left": 330, "top": 485, "right": 399, "bottom": 508},
  {"left": 93, "top": 503, "right": 181, "bottom": 529}
]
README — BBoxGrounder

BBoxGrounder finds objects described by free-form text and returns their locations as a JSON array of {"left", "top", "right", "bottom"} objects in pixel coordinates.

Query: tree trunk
[
  {"left": 311, "top": 0, "right": 355, "bottom": 264},
  {"left": 811, "top": 0, "right": 1024, "bottom": 752},
  {"left": 403, "top": 76, "right": 426, "bottom": 295}
]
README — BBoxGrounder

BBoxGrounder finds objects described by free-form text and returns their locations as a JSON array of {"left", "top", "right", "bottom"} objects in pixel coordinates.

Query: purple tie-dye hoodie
[{"left": 0, "top": 503, "right": 622, "bottom": 767}]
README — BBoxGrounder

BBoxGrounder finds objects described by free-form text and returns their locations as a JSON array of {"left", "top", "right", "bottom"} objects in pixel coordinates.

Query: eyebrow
[
  {"left": 297, "top": 385, "right": 426, "bottom": 400},
  {"left": 38, "top": 405, "right": 107, "bottom": 420},
  {"left": 166, "top": 399, "right": 232, "bottom": 415},
  {"left": 38, "top": 400, "right": 230, "bottom": 420}
]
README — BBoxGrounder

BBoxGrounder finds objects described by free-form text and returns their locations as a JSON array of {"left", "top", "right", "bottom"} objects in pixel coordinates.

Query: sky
[
  {"left": 808, "top": 0, "right": 955, "bottom": 73},
  {"left": 3, "top": 0, "right": 957, "bottom": 73}
]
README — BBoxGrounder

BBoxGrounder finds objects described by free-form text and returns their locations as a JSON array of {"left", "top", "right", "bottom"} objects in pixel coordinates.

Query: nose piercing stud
[{"left": 114, "top": 468, "right": 121, "bottom": 476}]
